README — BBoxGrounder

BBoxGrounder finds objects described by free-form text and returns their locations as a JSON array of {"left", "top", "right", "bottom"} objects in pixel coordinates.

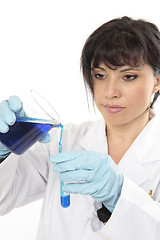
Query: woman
[{"left": 0, "top": 16, "right": 160, "bottom": 240}]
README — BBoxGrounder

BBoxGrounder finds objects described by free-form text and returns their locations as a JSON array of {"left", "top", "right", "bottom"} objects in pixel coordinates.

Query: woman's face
[{"left": 92, "top": 62, "right": 160, "bottom": 126}]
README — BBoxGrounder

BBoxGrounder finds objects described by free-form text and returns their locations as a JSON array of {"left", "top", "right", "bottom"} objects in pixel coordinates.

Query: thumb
[{"left": 39, "top": 133, "right": 51, "bottom": 143}]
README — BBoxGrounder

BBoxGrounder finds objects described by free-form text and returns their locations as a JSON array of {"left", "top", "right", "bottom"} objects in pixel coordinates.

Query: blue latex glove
[
  {"left": 50, "top": 151, "right": 124, "bottom": 212},
  {"left": 0, "top": 96, "right": 50, "bottom": 158},
  {"left": 0, "top": 96, "right": 25, "bottom": 158}
]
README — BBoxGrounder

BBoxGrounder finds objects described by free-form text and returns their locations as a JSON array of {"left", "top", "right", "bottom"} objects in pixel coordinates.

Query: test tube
[
  {"left": 58, "top": 125, "right": 70, "bottom": 208},
  {"left": 60, "top": 181, "right": 70, "bottom": 208}
]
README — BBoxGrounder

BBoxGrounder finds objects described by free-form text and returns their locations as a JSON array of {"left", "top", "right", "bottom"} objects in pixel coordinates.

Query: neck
[{"left": 106, "top": 111, "right": 150, "bottom": 145}]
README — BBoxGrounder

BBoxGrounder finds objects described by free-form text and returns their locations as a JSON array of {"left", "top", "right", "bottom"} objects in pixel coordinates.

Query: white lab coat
[{"left": 0, "top": 114, "right": 160, "bottom": 240}]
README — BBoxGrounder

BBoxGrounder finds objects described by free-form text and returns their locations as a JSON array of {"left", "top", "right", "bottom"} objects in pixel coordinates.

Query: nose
[{"left": 104, "top": 78, "right": 121, "bottom": 99}]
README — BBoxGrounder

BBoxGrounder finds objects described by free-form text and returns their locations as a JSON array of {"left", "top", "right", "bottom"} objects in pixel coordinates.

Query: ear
[{"left": 153, "top": 75, "right": 160, "bottom": 93}]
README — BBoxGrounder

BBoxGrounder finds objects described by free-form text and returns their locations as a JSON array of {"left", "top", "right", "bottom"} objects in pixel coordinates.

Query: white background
[{"left": 0, "top": 0, "right": 160, "bottom": 239}]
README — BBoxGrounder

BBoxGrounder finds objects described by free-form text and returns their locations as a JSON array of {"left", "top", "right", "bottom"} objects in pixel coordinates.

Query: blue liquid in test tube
[{"left": 58, "top": 124, "right": 70, "bottom": 208}]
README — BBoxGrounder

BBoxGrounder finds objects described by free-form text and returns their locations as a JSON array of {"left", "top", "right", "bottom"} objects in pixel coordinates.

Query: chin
[{"left": 102, "top": 112, "right": 133, "bottom": 126}]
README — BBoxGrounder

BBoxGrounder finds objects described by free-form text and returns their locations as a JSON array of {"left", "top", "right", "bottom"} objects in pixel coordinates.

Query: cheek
[
  {"left": 93, "top": 85, "right": 102, "bottom": 102},
  {"left": 127, "top": 84, "right": 153, "bottom": 108}
]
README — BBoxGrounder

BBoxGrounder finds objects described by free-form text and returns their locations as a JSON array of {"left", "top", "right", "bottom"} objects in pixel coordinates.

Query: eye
[
  {"left": 94, "top": 73, "right": 106, "bottom": 80},
  {"left": 123, "top": 74, "right": 137, "bottom": 81}
]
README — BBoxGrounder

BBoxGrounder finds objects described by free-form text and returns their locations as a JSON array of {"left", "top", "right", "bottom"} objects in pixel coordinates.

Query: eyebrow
[
  {"left": 91, "top": 67, "right": 142, "bottom": 72},
  {"left": 91, "top": 67, "right": 106, "bottom": 71},
  {"left": 120, "top": 67, "right": 142, "bottom": 72}
]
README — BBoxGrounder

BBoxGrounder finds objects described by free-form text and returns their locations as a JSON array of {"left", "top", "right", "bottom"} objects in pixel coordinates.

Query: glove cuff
[
  {"left": 0, "top": 151, "right": 11, "bottom": 159},
  {"left": 97, "top": 204, "right": 112, "bottom": 223}
]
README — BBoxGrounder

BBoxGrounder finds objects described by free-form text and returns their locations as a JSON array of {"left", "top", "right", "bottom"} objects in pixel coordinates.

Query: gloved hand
[
  {"left": 0, "top": 96, "right": 25, "bottom": 158},
  {"left": 50, "top": 150, "right": 124, "bottom": 212},
  {"left": 0, "top": 96, "right": 50, "bottom": 158}
]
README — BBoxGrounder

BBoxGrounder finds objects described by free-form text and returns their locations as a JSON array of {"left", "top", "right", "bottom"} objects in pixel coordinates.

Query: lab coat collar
[
  {"left": 78, "top": 118, "right": 108, "bottom": 154},
  {"left": 78, "top": 115, "right": 160, "bottom": 186},
  {"left": 130, "top": 113, "right": 160, "bottom": 164}
]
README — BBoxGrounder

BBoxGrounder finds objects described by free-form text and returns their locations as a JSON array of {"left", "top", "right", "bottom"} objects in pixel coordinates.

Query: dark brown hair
[{"left": 81, "top": 16, "right": 160, "bottom": 108}]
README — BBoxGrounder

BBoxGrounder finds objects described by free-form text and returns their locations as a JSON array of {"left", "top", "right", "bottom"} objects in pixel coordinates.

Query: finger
[
  {"left": 53, "top": 152, "right": 100, "bottom": 173},
  {"left": 50, "top": 151, "right": 83, "bottom": 163},
  {"left": 0, "top": 101, "right": 16, "bottom": 126},
  {"left": 0, "top": 142, "right": 10, "bottom": 157},
  {"left": 63, "top": 182, "right": 91, "bottom": 195},
  {"left": 54, "top": 157, "right": 94, "bottom": 173},
  {"left": 39, "top": 133, "right": 51, "bottom": 143},
  {"left": 0, "top": 118, "right": 9, "bottom": 133},
  {"left": 59, "top": 169, "right": 93, "bottom": 182},
  {"left": 8, "top": 96, "right": 26, "bottom": 118},
  {"left": 8, "top": 96, "right": 22, "bottom": 112}
]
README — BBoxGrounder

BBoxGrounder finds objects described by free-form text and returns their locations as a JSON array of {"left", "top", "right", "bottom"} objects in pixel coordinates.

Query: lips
[{"left": 104, "top": 104, "right": 125, "bottom": 114}]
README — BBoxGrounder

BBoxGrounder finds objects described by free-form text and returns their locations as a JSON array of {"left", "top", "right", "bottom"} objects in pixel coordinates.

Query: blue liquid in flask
[{"left": 0, "top": 117, "right": 59, "bottom": 155}]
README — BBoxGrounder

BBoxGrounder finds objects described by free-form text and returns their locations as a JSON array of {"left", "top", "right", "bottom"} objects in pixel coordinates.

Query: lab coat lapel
[
  {"left": 117, "top": 115, "right": 160, "bottom": 186},
  {"left": 118, "top": 148, "right": 149, "bottom": 187}
]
